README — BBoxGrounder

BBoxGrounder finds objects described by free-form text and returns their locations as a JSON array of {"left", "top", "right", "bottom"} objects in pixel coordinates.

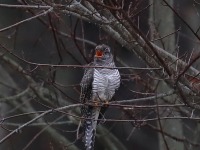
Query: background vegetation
[{"left": 0, "top": 0, "right": 200, "bottom": 150}]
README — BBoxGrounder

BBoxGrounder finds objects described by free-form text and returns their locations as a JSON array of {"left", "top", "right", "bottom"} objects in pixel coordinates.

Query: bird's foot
[
  {"left": 103, "top": 100, "right": 109, "bottom": 107},
  {"left": 93, "top": 100, "right": 101, "bottom": 107}
]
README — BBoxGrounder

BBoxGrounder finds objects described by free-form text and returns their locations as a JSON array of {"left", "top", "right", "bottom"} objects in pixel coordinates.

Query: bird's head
[{"left": 94, "top": 44, "right": 113, "bottom": 63}]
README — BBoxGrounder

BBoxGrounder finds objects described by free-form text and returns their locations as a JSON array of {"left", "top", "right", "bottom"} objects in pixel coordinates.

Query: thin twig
[
  {"left": 0, "top": 3, "right": 51, "bottom": 9},
  {"left": 0, "top": 7, "right": 53, "bottom": 32},
  {"left": 113, "top": 90, "right": 175, "bottom": 104},
  {"left": 0, "top": 43, "right": 162, "bottom": 70},
  {"left": 0, "top": 104, "right": 81, "bottom": 144}
]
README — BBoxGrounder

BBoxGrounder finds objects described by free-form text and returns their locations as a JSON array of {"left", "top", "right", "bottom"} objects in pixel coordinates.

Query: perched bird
[{"left": 80, "top": 44, "right": 120, "bottom": 150}]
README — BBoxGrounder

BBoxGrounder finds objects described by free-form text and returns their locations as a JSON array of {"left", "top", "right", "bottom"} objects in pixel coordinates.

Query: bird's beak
[{"left": 95, "top": 50, "right": 103, "bottom": 58}]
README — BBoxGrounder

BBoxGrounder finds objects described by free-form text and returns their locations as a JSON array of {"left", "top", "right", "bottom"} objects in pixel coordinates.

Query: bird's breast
[{"left": 92, "top": 69, "right": 120, "bottom": 101}]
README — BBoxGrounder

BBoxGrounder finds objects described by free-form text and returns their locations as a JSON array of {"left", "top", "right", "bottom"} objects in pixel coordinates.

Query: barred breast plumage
[
  {"left": 80, "top": 44, "right": 120, "bottom": 150},
  {"left": 92, "top": 67, "right": 120, "bottom": 101}
]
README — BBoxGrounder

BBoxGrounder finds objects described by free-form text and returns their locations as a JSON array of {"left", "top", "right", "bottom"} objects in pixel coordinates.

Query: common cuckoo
[{"left": 80, "top": 44, "right": 120, "bottom": 150}]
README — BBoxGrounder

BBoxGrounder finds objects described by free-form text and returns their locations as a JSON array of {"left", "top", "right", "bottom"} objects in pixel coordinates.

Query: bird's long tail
[{"left": 84, "top": 106, "right": 100, "bottom": 150}]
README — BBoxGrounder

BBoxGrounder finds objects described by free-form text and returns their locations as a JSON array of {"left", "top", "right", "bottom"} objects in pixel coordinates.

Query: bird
[{"left": 80, "top": 44, "right": 121, "bottom": 150}]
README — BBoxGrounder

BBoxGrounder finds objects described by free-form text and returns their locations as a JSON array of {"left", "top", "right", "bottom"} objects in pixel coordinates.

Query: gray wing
[
  {"left": 80, "top": 63, "right": 98, "bottom": 150},
  {"left": 80, "top": 63, "right": 94, "bottom": 115}
]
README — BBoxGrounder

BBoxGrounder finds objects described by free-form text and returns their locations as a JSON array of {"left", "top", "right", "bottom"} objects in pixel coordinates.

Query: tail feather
[{"left": 84, "top": 107, "right": 100, "bottom": 150}]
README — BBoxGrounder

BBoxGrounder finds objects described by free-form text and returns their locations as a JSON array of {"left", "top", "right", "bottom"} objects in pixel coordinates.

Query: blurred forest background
[{"left": 0, "top": 0, "right": 200, "bottom": 150}]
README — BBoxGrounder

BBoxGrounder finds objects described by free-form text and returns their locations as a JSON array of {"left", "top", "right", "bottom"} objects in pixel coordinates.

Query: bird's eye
[{"left": 105, "top": 48, "right": 109, "bottom": 51}]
